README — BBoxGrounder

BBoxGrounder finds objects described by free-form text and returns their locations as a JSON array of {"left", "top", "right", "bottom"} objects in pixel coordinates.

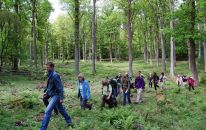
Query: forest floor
[{"left": 0, "top": 60, "right": 206, "bottom": 130}]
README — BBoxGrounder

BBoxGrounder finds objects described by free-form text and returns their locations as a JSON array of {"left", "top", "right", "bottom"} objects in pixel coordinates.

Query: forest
[{"left": 0, "top": 0, "right": 206, "bottom": 130}]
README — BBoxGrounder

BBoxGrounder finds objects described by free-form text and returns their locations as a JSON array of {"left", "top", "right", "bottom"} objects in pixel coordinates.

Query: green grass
[{"left": 0, "top": 60, "right": 206, "bottom": 130}]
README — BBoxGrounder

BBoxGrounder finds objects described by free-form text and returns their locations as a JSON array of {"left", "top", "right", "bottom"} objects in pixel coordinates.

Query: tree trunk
[
  {"left": 74, "top": 0, "right": 80, "bottom": 75},
  {"left": 118, "top": 45, "right": 120, "bottom": 60},
  {"left": 85, "top": 40, "right": 87, "bottom": 61},
  {"left": 160, "top": 0, "right": 166, "bottom": 73},
  {"left": 155, "top": 0, "right": 160, "bottom": 67},
  {"left": 92, "top": 0, "right": 97, "bottom": 74},
  {"left": 187, "top": 40, "right": 191, "bottom": 70},
  {"left": 188, "top": 0, "right": 198, "bottom": 83},
  {"left": 29, "top": 33, "right": 32, "bottom": 66},
  {"left": 45, "top": 30, "right": 48, "bottom": 64},
  {"left": 83, "top": 43, "right": 85, "bottom": 61},
  {"left": 109, "top": 43, "right": 113, "bottom": 64},
  {"left": 149, "top": 26, "right": 153, "bottom": 65},
  {"left": 204, "top": 41, "right": 206, "bottom": 72},
  {"left": 32, "top": 0, "right": 37, "bottom": 69},
  {"left": 67, "top": 36, "right": 70, "bottom": 60},
  {"left": 127, "top": 0, "right": 133, "bottom": 75},
  {"left": 170, "top": 0, "right": 175, "bottom": 77},
  {"left": 0, "top": 1, "right": 2, "bottom": 10},
  {"left": 62, "top": 42, "right": 65, "bottom": 63},
  {"left": 198, "top": 42, "right": 201, "bottom": 59},
  {"left": 144, "top": 32, "right": 148, "bottom": 64},
  {"left": 41, "top": 48, "right": 44, "bottom": 67},
  {"left": 202, "top": 19, "right": 206, "bottom": 72},
  {"left": 155, "top": 32, "right": 159, "bottom": 66},
  {"left": 13, "top": 0, "right": 19, "bottom": 71},
  {"left": 99, "top": 44, "right": 102, "bottom": 62},
  {"left": 174, "top": 40, "right": 176, "bottom": 66}
]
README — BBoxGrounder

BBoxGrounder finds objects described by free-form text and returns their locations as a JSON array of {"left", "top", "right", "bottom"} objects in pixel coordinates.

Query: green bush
[
  {"left": 21, "top": 91, "right": 39, "bottom": 109},
  {"left": 200, "top": 104, "right": 206, "bottom": 112}
]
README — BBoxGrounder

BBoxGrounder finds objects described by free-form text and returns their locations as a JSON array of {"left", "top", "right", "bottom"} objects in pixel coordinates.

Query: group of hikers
[{"left": 39, "top": 62, "right": 196, "bottom": 130}]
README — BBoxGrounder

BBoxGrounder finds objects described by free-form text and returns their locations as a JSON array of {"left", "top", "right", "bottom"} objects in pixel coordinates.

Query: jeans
[
  {"left": 43, "top": 94, "right": 58, "bottom": 115},
  {"left": 40, "top": 95, "right": 71, "bottom": 130},
  {"left": 122, "top": 91, "right": 131, "bottom": 105},
  {"left": 112, "top": 87, "right": 118, "bottom": 97}
]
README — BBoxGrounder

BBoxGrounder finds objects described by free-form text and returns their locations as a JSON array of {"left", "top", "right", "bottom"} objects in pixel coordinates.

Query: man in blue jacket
[
  {"left": 40, "top": 62, "right": 72, "bottom": 130},
  {"left": 77, "top": 73, "right": 92, "bottom": 110}
]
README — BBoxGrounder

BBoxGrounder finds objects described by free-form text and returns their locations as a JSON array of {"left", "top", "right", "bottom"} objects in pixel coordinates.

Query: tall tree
[
  {"left": 74, "top": 0, "right": 80, "bottom": 75},
  {"left": 170, "top": 0, "right": 175, "bottom": 76},
  {"left": 188, "top": 0, "right": 199, "bottom": 83},
  {"left": 160, "top": 0, "right": 166, "bottom": 73},
  {"left": 13, "top": 0, "right": 20, "bottom": 71},
  {"left": 92, "top": 0, "right": 97, "bottom": 74},
  {"left": 127, "top": 0, "right": 133, "bottom": 75},
  {"left": 31, "top": 0, "right": 37, "bottom": 69},
  {"left": 161, "top": 0, "right": 167, "bottom": 72}
]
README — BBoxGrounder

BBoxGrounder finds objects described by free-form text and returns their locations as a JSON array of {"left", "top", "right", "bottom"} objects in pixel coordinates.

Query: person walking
[
  {"left": 77, "top": 73, "right": 92, "bottom": 110},
  {"left": 40, "top": 62, "right": 72, "bottom": 130},
  {"left": 159, "top": 72, "right": 167, "bottom": 90},
  {"left": 152, "top": 72, "right": 159, "bottom": 92},
  {"left": 135, "top": 72, "right": 145, "bottom": 103},
  {"left": 121, "top": 75, "right": 131, "bottom": 105}
]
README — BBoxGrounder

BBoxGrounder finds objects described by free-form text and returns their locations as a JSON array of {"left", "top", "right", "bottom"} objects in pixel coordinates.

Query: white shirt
[{"left": 79, "top": 83, "right": 83, "bottom": 93}]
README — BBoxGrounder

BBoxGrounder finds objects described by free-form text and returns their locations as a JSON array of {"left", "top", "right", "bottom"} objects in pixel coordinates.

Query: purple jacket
[{"left": 135, "top": 76, "right": 145, "bottom": 89}]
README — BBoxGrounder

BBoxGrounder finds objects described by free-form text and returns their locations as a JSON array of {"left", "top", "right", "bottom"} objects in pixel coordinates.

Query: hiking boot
[
  {"left": 88, "top": 104, "right": 92, "bottom": 110},
  {"left": 67, "top": 123, "right": 74, "bottom": 128}
]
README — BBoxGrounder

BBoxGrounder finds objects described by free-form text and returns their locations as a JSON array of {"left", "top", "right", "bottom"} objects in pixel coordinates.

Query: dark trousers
[
  {"left": 101, "top": 95, "right": 117, "bottom": 108},
  {"left": 112, "top": 87, "right": 118, "bottom": 97},
  {"left": 188, "top": 83, "right": 194, "bottom": 91},
  {"left": 80, "top": 97, "right": 92, "bottom": 110},
  {"left": 154, "top": 83, "right": 159, "bottom": 91},
  {"left": 43, "top": 94, "right": 58, "bottom": 115},
  {"left": 149, "top": 82, "right": 152, "bottom": 88},
  {"left": 122, "top": 91, "right": 131, "bottom": 105}
]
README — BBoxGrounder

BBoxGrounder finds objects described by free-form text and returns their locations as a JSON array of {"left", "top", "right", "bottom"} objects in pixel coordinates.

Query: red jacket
[{"left": 187, "top": 77, "right": 195, "bottom": 87}]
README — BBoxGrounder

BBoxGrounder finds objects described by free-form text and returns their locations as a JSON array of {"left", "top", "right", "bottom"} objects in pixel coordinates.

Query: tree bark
[
  {"left": 187, "top": 40, "right": 191, "bottom": 70},
  {"left": 29, "top": 32, "right": 32, "bottom": 66},
  {"left": 204, "top": 41, "right": 206, "bottom": 72},
  {"left": 202, "top": 20, "right": 206, "bottom": 72},
  {"left": 149, "top": 26, "right": 153, "bottom": 65},
  {"left": 188, "top": 0, "right": 198, "bottom": 83},
  {"left": 45, "top": 29, "right": 48, "bottom": 64},
  {"left": 144, "top": 32, "right": 148, "bottom": 64},
  {"left": 13, "top": 0, "right": 20, "bottom": 71},
  {"left": 160, "top": 0, "right": 166, "bottom": 73},
  {"left": 198, "top": 42, "right": 201, "bottom": 59},
  {"left": 74, "top": 0, "right": 80, "bottom": 75},
  {"left": 32, "top": 0, "right": 37, "bottom": 69},
  {"left": 92, "top": 0, "right": 97, "bottom": 74},
  {"left": 154, "top": 0, "right": 160, "bottom": 67},
  {"left": 41, "top": 48, "right": 44, "bottom": 67},
  {"left": 127, "top": 0, "right": 133, "bottom": 75},
  {"left": 170, "top": 0, "right": 175, "bottom": 77},
  {"left": 155, "top": 32, "right": 159, "bottom": 66},
  {"left": 67, "top": 36, "right": 70, "bottom": 60},
  {"left": 109, "top": 42, "right": 113, "bottom": 64}
]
